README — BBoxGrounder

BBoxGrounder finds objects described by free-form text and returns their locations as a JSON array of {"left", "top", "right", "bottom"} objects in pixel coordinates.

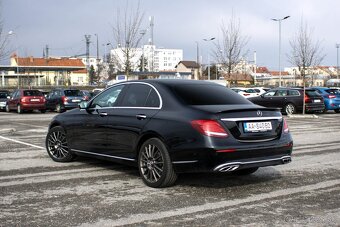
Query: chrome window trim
[
  {"left": 110, "top": 81, "right": 163, "bottom": 109},
  {"left": 221, "top": 116, "right": 282, "bottom": 121},
  {"left": 172, "top": 160, "right": 198, "bottom": 164},
  {"left": 72, "top": 149, "right": 135, "bottom": 161}
]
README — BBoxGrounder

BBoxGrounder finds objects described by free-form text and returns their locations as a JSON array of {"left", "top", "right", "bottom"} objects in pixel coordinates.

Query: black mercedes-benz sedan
[{"left": 45, "top": 80, "right": 293, "bottom": 188}]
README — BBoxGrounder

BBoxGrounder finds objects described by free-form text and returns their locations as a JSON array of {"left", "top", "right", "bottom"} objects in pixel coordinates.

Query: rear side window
[
  {"left": 64, "top": 90, "right": 82, "bottom": 96},
  {"left": 23, "top": 90, "right": 42, "bottom": 96},
  {"left": 120, "top": 84, "right": 159, "bottom": 107},
  {"left": 288, "top": 90, "right": 300, "bottom": 96},
  {"left": 170, "top": 84, "right": 250, "bottom": 105}
]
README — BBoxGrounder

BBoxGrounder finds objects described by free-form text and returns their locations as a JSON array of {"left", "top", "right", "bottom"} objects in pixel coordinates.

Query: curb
[{"left": 286, "top": 114, "right": 319, "bottom": 119}]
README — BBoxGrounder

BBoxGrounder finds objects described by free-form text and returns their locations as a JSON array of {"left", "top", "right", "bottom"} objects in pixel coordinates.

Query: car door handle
[
  {"left": 136, "top": 114, "right": 147, "bottom": 120},
  {"left": 99, "top": 112, "right": 108, "bottom": 117}
]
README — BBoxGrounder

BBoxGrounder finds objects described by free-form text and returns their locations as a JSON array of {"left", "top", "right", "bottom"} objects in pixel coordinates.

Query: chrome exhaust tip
[
  {"left": 282, "top": 156, "right": 291, "bottom": 164},
  {"left": 214, "top": 163, "right": 240, "bottom": 172}
]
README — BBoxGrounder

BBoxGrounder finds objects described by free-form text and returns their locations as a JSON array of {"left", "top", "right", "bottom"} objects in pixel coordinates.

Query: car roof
[{"left": 115, "top": 79, "right": 226, "bottom": 87}]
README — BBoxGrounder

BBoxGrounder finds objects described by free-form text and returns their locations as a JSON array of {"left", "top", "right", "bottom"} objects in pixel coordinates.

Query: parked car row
[
  {"left": 231, "top": 87, "right": 271, "bottom": 98},
  {"left": 243, "top": 87, "right": 340, "bottom": 115},
  {"left": 1, "top": 88, "right": 103, "bottom": 114}
]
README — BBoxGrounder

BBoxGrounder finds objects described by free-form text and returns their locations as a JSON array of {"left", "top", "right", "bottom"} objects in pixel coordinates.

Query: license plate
[
  {"left": 72, "top": 99, "right": 81, "bottom": 102},
  {"left": 244, "top": 121, "right": 272, "bottom": 133},
  {"left": 30, "top": 99, "right": 40, "bottom": 102},
  {"left": 314, "top": 99, "right": 321, "bottom": 103}
]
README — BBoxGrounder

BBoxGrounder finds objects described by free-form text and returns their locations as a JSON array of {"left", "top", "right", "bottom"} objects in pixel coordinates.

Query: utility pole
[{"left": 85, "top": 35, "right": 91, "bottom": 84}]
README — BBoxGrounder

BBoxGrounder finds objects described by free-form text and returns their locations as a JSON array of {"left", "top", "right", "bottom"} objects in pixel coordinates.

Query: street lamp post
[
  {"left": 272, "top": 16, "right": 290, "bottom": 87},
  {"left": 203, "top": 37, "right": 215, "bottom": 80},
  {"left": 8, "top": 31, "right": 20, "bottom": 88},
  {"left": 336, "top": 43, "right": 339, "bottom": 80}
]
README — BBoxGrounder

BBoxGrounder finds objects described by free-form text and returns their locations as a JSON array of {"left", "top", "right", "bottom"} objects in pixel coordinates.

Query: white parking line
[
  {"left": 82, "top": 179, "right": 340, "bottom": 227},
  {"left": 0, "top": 135, "right": 45, "bottom": 150},
  {"left": 13, "top": 122, "right": 48, "bottom": 129}
]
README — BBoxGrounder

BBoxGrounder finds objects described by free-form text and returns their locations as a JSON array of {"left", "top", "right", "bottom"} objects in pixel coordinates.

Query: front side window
[
  {"left": 275, "top": 90, "right": 288, "bottom": 96},
  {"left": 90, "top": 85, "right": 124, "bottom": 108},
  {"left": 264, "top": 91, "right": 276, "bottom": 97}
]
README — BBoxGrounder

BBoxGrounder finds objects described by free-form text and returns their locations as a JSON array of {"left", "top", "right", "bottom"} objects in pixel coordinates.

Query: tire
[
  {"left": 17, "top": 105, "right": 22, "bottom": 114},
  {"left": 56, "top": 104, "right": 63, "bottom": 113},
  {"left": 40, "top": 109, "right": 46, "bottom": 113},
  {"left": 5, "top": 104, "right": 10, "bottom": 112},
  {"left": 233, "top": 167, "right": 259, "bottom": 175},
  {"left": 138, "top": 138, "right": 177, "bottom": 188},
  {"left": 284, "top": 103, "right": 296, "bottom": 115},
  {"left": 335, "top": 109, "right": 340, "bottom": 113},
  {"left": 45, "top": 126, "right": 75, "bottom": 162}
]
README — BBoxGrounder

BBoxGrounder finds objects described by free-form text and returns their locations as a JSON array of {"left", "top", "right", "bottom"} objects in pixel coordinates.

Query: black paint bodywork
[{"left": 47, "top": 80, "right": 293, "bottom": 173}]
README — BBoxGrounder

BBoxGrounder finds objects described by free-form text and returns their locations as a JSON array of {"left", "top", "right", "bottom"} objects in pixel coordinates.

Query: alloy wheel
[
  {"left": 139, "top": 144, "right": 164, "bottom": 183},
  {"left": 285, "top": 104, "right": 295, "bottom": 115},
  {"left": 47, "top": 130, "right": 69, "bottom": 160}
]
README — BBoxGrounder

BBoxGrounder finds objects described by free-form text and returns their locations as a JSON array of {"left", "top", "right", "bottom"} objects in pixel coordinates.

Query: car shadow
[{"left": 73, "top": 156, "right": 282, "bottom": 189}]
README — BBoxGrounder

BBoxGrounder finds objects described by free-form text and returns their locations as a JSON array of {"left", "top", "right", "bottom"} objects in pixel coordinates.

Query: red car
[{"left": 6, "top": 89, "right": 46, "bottom": 114}]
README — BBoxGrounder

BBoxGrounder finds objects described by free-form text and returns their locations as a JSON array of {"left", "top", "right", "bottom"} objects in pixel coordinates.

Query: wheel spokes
[{"left": 140, "top": 143, "right": 164, "bottom": 183}]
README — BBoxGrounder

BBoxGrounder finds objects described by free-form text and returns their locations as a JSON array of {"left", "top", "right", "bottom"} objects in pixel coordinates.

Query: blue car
[{"left": 313, "top": 87, "right": 340, "bottom": 113}]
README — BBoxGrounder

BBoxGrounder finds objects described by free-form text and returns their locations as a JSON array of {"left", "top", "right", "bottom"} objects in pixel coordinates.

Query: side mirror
[{"left": 78, "top": 101, "right": 88, "bottom": 109}]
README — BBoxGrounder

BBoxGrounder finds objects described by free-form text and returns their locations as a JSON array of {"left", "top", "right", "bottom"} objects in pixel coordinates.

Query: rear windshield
[
  {"left": 23, "top": 90, "right": 43, "bottom": 96},
  {"left": 305, "top": 90, "right": 321, "bottom": 97},
  {"left": 170, "top": 84, "right": 251, "bottom": 105},
  {"left": 64, "top": 90, "right": 82, "bottom": 96},
  {"left": 325, "top": 89, "right": 340, "bottom": 95},
  {"left": 0, "top": 92, "right": 9, "bottom": 98}
]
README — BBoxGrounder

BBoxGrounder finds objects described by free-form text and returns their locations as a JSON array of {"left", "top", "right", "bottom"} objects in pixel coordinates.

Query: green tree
[
  {"left": 138, "top": 55, "right": 148, "bottom": 72},
  {"left": 89, "top": 65, "right": 97, "bottom": 84}
]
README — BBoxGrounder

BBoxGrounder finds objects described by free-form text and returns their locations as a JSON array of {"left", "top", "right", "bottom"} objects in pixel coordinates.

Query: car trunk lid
[{"left": 193, "top": 105, "right": 283, "bottom": 142}]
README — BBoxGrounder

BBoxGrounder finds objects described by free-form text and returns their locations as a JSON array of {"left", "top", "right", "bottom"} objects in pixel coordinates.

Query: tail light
[
  {"left": 21, "top": 97, "right": 28, "bottom": 103},
  {"left": 83, "top": 96, "right": 89, "bottom": 101},
  {"left": 283, "top": 118, "right": 289, "bottom": 134},
  {"left": 304, "top": 94, "right": 310, "bottom": 102},
  {"left": 41, "top": 97, "right": 46, "bottom": 103},
  {"left": 328, "top": 95, "right": 336, "bottom": 99},
  {"left": 62, "top": 96, "right": 68, "bottom": 104},
  {"left": 191, "top": 120, "right": 228, "bottom": 138},
  {"left": 243, "top": 93, "right": 250, "bottom": 96}
]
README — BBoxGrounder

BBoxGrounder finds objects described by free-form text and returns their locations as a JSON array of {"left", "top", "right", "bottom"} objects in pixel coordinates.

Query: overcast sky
[{"left": 2, "top": 0, "right": 339, "bottom": 70}]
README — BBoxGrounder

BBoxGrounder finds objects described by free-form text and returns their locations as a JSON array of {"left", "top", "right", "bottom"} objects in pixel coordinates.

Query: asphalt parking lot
[{"left": 0, "top": 111, "right": 339, "bottom": 226}]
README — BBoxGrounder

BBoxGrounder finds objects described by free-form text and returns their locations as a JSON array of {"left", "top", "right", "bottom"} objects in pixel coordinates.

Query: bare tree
[
  {"left": 0, "top": 16, "right": 10, "bottom": 62},
  {"left": 111, "top": 1, "right": 145, "bottom": 77},
  {"left": 288, "top": 20, "right": 324, "bottom": 114},
  {"left": 214, "top": 14, "right": 249, "bottom": 85}
]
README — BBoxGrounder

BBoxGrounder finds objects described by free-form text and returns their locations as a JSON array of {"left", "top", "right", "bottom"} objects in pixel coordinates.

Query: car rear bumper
[
  {"left": 63, "top": 103, "right": 80, "bottom": 109},
  {"left": 21, "top": 103, "right": 46, "bottom": 110},
  {"left": 172, "top": 139, "right": 293, "bottom": 173},
  {"left": 305, "top": 103, "right": 325, "bottom": 112}
]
